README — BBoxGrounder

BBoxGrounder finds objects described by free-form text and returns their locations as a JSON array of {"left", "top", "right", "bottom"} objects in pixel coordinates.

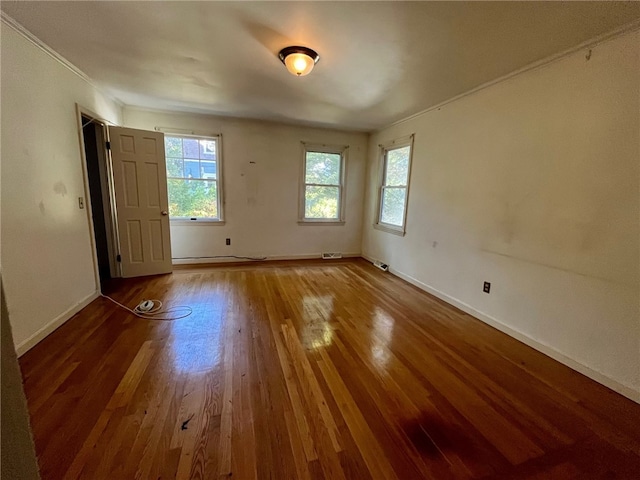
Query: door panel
[
  {"left": 126, "top": 220, "right": 144, "bottom": 263},
  {"left": 148, "top": 220, "right": 165, "bottom": 261},
  {"left": 110, "top": 127, "right": 172, "bottom": 277},
  {"left": 145, "top": 163, "right": 161, "bottom": 207},
  {"left": 122, "top": 161, "right": 139, "bottom": 207}
]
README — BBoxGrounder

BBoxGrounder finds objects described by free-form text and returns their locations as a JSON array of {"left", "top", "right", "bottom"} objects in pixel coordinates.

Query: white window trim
[
  {"left": 375, "top": 135, "right": 414, "bottom": 236},
  {"left": 299, "top": 143, "right": 348, "bottom": 224},
  {"left": 163, "top": 132, "right": 225, "bottom": 225}
]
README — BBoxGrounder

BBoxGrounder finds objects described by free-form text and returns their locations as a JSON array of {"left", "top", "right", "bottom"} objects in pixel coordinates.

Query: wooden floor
[{"left": 20, "top": 259, "right": 640, "bottom": 479}]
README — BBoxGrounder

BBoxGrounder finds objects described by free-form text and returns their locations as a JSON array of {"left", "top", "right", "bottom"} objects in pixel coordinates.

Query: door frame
[{"left": 75, "top": 103, "right": 121, "bottom": 289}]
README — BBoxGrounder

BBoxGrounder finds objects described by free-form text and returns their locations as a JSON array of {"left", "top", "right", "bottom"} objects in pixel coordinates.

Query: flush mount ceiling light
[{"left": 278, "top": 46, "right": 320, "bottom": 77}]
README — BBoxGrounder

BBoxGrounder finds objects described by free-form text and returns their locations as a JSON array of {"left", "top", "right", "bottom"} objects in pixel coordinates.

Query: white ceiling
[{"left": 2, "top": 1, "right": 639, "bottom": 131}]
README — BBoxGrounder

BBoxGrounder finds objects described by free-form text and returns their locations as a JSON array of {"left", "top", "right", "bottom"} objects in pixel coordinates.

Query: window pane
[
  {"left": 305, "top": 186, "right": 339, "bottom": 219},
  {"left": 184, "top": 160, "right": 201, "bottom": 178},
  {"left": 380, "top": 187, "right": 406, "bottom": 226},
  {"left": 182, "top": 138, "right": 199, "bottom": 159},
  {"left": 166, "top": 157, "right": 182, "bottom": 177},
  {"left": 305, "top": 152, "right": 341, "bottom": 185},
  {"left": 385, "top": 146, "right": 410, "bottom": 186},
  {"left": 168, "top": 179, "right": 218, "bottom": 218},
  {"left": 165, "top": 136, "right": 182, "bottom": 157},
  {"left": 200, "top": 160, "right": 217, "bottom": 180},
  {"left": 199, "top": 139, "right": 216, "bottom": 160}
]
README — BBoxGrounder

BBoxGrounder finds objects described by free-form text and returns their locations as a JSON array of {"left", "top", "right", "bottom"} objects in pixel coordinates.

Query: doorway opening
[{"left": 81, "top": 115, "right": 119, "bottom": 291}]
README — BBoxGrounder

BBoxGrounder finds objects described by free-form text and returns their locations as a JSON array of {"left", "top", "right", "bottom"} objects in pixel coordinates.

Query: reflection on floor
[{"left": 19, "top": 259, "right": 640, "bottom": 479}]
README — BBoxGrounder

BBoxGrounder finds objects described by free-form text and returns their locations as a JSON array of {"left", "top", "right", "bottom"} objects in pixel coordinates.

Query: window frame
[
  {"left": 375, "top": 135, "right": 414, "bottom": 236},
  {"left": 299, "top": 143, "right": 348, "bottom": 225},
  {"left": 163, "top": 132, "right": 224, "bottom": 224}
]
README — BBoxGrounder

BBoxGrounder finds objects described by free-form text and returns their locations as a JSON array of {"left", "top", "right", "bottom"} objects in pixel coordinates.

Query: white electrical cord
[{"left": 101, "top": 294, "right": 193, "bottom": 320}]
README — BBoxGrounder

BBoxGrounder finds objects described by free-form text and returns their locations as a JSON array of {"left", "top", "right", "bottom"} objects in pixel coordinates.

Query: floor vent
[
  {"left": 321, "top": 252, "right": 343, "bottom": 259},
  {"left": 373, "top": 260, "right": 389, "bottom": 271}
]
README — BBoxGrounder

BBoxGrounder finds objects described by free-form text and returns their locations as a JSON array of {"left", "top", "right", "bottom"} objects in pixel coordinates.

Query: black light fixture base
[{"left": 278, "top": 46, "right": 320, "bottom": 65}]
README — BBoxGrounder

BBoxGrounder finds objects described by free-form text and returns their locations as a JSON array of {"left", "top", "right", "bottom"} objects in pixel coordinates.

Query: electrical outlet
[
  {"left": 226, "top": 238, "right": 231, "bottom": 246},
  {"left": 483, "top": 281, "right": 491, "bottom": 294},
  {"left": 78, "top": 197, "right": 84, "bottom": 209}
]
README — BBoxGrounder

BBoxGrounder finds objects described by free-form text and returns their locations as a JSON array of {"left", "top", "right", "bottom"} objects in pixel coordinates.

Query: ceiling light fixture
[{"left": 278, "top": 46, "right": 320, "bottom": 77}]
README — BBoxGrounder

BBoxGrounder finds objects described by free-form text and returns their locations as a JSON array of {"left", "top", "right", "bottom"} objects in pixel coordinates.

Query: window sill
[
  {"left": 298, "top": 220, "right": 345, "bottom": 226},
  {"left": 373, "top": 223, "right": 405, "bottom": 236},
  {"left": 170, "top": 219, "right": 226, "bottom": 226}
]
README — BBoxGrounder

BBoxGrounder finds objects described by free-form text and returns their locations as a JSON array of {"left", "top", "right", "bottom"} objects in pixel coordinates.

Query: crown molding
[
  {"left": 1, "top": 11, "right": 124, "bottom": 108},
  {"left": 378, "top": 19, "right": 640, "bottom": 133}
]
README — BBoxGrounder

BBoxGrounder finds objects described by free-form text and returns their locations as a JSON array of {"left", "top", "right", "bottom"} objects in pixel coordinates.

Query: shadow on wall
[{"left": 1, "top": 279, "right": 41, "bottom": 479}]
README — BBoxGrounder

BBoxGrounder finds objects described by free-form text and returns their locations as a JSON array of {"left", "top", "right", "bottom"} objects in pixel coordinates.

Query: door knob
[{"left": 161, "top": 210, "right": 168, "bottom": 216}]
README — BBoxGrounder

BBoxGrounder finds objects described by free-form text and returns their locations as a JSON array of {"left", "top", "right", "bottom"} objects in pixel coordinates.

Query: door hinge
[
  {"left": 116, "top": 254, "right": 121, "bottom": 262},
  {"left": 105, "top": 141, "right": 111, "bottom": 150}
]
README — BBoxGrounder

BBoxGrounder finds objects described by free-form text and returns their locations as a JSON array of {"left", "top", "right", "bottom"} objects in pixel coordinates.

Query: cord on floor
[
  {"left": 101, "top": 294, "right": 193, "bottom": 320},
  {"left": 171, "top": 255, "right": 267, "bottom": 261}
]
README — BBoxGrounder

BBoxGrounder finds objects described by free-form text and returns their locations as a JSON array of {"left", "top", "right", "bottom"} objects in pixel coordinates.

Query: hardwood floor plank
[
  {"left": 317, "top": 350, "right": 399, "bottom": 480},
  {"left": 217, "top": 312, "right": 235, "bottom": 478},
  {"left": 281, "top": 321, "right": 342, "bottom": 453},
  {"left": 331, "top": 324, "right": 472, "bottom": 479},
  {"left": 268, "top": 304, "right": 318, "bottom": 462}
]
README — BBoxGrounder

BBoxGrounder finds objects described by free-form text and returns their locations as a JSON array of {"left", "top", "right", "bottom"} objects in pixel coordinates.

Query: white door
[{"left": 109, "top": 127, "right": 172, "bottom": 277}]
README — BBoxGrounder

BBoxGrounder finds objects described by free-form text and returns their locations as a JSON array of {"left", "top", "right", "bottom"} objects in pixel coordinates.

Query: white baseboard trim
[
  {"left": 361, "top": 255, "right": 639, "bottom": 404},
  {"left": 16, "top": 291, "right": 100, "bottom": 357},
  {"left": 172, "top": 252, "right": 361, "bottom": 265},
  {"left": 268, "top": 252, "right": 361, "bottom": 261}
]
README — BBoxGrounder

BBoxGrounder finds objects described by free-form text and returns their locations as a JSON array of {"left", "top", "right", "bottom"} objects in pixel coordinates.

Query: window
[
  {"left": 300, "top": 144, "right": 347, "bottom": 223},
  {"left": 377, "top": 137, "right": 413, "bottom": 234},
  {"left": 164, "top": 134, "right": 223, "bottom": 222}
]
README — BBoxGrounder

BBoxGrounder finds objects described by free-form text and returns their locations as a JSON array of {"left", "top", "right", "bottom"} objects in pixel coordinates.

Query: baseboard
[
  {"left": 361, "top": 255, "right": 639, "bottom": 403},
  {"left": 172, "top": 252, "right": 361, "bottom": 265},
  {"left": 268, "top": 252, "right": 361, "bottom": 261},
  {"left": 16, "top": 291, "right": 100, "bottom": 357}
]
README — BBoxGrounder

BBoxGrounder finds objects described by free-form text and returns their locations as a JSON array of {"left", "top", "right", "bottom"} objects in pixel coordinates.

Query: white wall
[
  {"left": 362, "top": 31, "right": 640, "bottom": 400},
  {"left": 1, "top": 23, "right": 122, "bottom": 352},
  {"left": 123, "top": 108, "right": 367, "bottom": 261}
]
